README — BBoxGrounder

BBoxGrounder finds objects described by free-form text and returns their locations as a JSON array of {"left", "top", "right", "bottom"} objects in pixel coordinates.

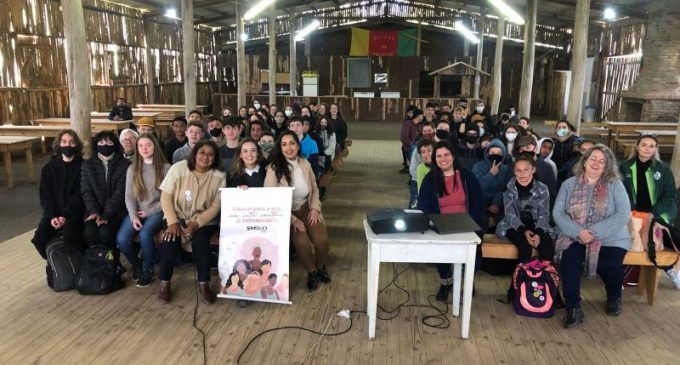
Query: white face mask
[
  {"left": 254, "top": 103, "right": 261, "bottom": 110},
  {"left": 476, "top": 106, "right": 484, "bottom": 113},
  {"left": 556, "top": 128, "right": 569, "bottom": 137},
  {"left": 284, "top": 110, "right": 293, "bottom": 117},
  {"left": 510, "top": 110, "right": 515, "bottom": 117},
  {"left": 505, "top": 132, "right": 517, "bottom": 142},
  {"left": 478, "top": 127, "right": 486, "bottom": 137}
]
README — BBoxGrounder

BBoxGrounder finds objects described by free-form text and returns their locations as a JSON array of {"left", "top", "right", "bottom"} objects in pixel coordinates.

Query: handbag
[
  {"left": 647, "top": 218, "right": 680, "bottom": 269},
  {"left": 627, "top": 211, "right": 652, "bottom": 252}
]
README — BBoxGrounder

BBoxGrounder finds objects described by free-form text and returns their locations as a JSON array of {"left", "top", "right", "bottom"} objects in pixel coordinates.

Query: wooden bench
[
  {"left": 481, "top": 234, "right": 678, "bottom": 305},
  {"left": 621, "top": 142, "right": 674, "bottom": 157}
]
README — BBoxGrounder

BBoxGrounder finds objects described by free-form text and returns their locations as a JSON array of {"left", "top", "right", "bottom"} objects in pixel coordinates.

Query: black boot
[
  {"left": 307, "top": 272, "right": 319, "bottom": 292},
  {"left": 316, "top": 265, "right": 331, "bottom": 283},
  {"left": 436, "top": 284, "right": 451, "bottom": 302},
  {"left": 606, "top": 297, "right": 622, "bottom": 316},
  {"left": 564, "top": 307, "right": 585, "bottom": 328}
]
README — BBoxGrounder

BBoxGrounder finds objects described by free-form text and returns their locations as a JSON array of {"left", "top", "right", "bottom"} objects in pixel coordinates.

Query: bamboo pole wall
[{"left": 0, "top": 0, "right": 218, "bottom": 125}]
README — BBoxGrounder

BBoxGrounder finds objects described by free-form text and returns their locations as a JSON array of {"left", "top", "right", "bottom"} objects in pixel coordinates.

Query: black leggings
[
  {"left": 83, "top": 216, "right": 124, "bottom": 250},
  {"left": 159, "top": 224, "right": 218, "bottom": 282},
  {"left": 505, "top": 229, "right": 555, "bottom": 262},
  {"left": 32, "top": 215, "right": 86, "bottom": 259}
]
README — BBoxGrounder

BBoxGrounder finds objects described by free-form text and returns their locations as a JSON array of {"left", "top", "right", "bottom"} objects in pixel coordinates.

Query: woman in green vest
[{"left": 619, "top": 134, "right": 678, "bottom": 288}]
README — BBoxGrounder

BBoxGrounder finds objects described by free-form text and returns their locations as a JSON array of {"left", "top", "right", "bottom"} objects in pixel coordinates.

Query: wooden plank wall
[{"left": 0, "top": 0, "right": 218, "bottom": 125}]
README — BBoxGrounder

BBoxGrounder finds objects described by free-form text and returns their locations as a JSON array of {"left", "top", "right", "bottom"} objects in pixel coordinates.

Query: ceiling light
[
  {"left": 244, "top": 0, "right": 276, "bottom": 21},
  {"left": 488, "top": 0, "right": 525, "bottom": 25},
  {"left": 603, "top": 8, "right": 616, "bottom": 20},
  {"left": 240, "top": 33, "right": 249, "bottom": 41},
  {"left": 294, "top": 20, "right": 321, "bottom": 42},
  {"left": 164, "top": 8, "right": 177, "bottom": 18},
  {"left": 455, "top": 21, "right": 479, "bottom": 44}
]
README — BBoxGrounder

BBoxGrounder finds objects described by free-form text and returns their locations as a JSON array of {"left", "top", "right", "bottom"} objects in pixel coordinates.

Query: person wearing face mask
[
  {"left": 32, "top": 129, "right": 87, "bottom": 260},
  {"left": 408, "top": 122, "right": 435, "bottom": 208},
  {"left": 499, "top": 123, "right": 525, "bottom": 163},
  {"left": 81, "top": 130, "right": 131, "bottom": 269},
  {"left": 258, "top": 132, "right": 275, "bottom": 161},
  {"left": 513, "top": 136, "right": 558, "bottom": 208},
  {"left": 466, "top": 100, "right": 492, "bottom": 134},
  {"left": 284, "top": 106, "right": 294, "bottom": 118},
  {"left": 253, "top": 99, "right": 261, "bottom": 111},
  {"left": 472, "top": 139, "right": 512, "bottom": 232},
  {"left": 434, "top": 120, "right": 456, "bottom": 145},
  {"left": 207, "top": 116, "right": 226, "bottom": 147},
  {"left": 492, "top": 110, "right": 512, "bottom": 138},
  {"left": 314, "top": 115, "right": 336, "bottom": 175},
  {"left": 271, "top": 111, "right": 288, "bottom": 138},
  {"left": 552, "top": 120, "right": 581, "bottom": 181},
  {"left": 454, "top": 124, "right": 484, "bottom": 170}
]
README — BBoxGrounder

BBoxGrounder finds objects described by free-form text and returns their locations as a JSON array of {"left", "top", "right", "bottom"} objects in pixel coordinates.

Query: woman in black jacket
[
  {"left": 329, "top": 103, "right": 348, "bottom": 150},
  {"left": 228, "top": 138, "right": 267, "bottom": 188},
  {"left": 81, "top": 130, "right": 131, "bottom": 252},
  {"left": 32, "top": 129, "right": 86, "bottom": 258}
]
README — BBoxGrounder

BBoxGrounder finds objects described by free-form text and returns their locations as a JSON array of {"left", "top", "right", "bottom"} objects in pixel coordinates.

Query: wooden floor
[{"left": 1, "top": 138, "right": 680, "bottom": 365}]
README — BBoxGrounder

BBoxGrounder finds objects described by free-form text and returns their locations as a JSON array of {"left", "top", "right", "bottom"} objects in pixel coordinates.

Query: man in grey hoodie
[{"left": 472, "top": 139, "right": 512, "bottom": 231}]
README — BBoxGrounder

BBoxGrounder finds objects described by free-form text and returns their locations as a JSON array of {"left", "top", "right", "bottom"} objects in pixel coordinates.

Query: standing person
[
  {"left": 552, "top": 120, "right": 582, "bottom": 182},
  {"left": 228, "top": 139, "right": 267, "bottom": 188},
  {"left": 158, "top": 140, "right": 226, "bottom": 304},
  {"left": 454, "top": 124, "right": 484, "bottom": 170},
  {"left": 418, "top": 140, "right": 485, "bottom": 302},
  {"left": 329, "top": 103, "right": 348, "bottom": 151},
  {"left": 172, "top": 121, "right": 205, "bottom": 164},
  {"left": 164, "top": 116, "right": 187, "bottom": 163},
  {"left": 553, "top": 145, "right": 631, "bottom": 327},
  {"left": 116, "top": 133, "right": 169, "bottom": 287},
  {"left": 119, "top": 129, "right": 139, "bottom": 160},
  {"left": 423, "top": 103, "right": 438, "bottom": 124},
  {"left": 619, "top": 135, "right": 679, "bottom": 288},
  {"left": 264, "top": 131, "right": 331, "bottom": 291},
  {"left": 32, "top": 129, "right": 86, "bottom": 258},
  {"left": 496, "top": 156, "right": 554, "bottom": 262},
  {"left": 108, "top": 97, "right": 133, "bottom": 121},
  {"left": 81, "top": 131, "right": 131, "bottom": 264}
]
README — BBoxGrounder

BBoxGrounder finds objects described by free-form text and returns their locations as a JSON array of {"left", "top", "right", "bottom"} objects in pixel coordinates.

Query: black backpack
[
  {"left": 76, "top": 246, "right": 124, "bottom": 295},
  {"left": 45, "top": 235, "right": 82, "bottom": 292}
]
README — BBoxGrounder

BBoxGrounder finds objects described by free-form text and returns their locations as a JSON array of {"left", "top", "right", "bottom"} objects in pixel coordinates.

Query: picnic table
[
  {"left": 90, "top": 111, "right": 161, "bottom": 123},
  {"left": 0, "top": 136, "right": 37, "bottom": 189},
  {"left": 32, "top": 118, "right": 131, "bottom": 135},
  {"left": 633, "top": 130, "right": 677, "bottom": 144},
  {"left": 604, "top": 121, "right": 678, "bottom": 148}
]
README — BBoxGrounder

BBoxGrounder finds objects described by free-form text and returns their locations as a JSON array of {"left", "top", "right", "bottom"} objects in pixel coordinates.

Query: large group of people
[
  {"left": 401, "top": 100, "right": 678, "bottom": 327},
  {"left": 33, "top": 100, "right": 348, "bottom": 304}
]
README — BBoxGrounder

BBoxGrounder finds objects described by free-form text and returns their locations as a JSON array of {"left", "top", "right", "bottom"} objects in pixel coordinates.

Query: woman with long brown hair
[{"left": 116, "top": 133, "right": 169, "bottom": 287}]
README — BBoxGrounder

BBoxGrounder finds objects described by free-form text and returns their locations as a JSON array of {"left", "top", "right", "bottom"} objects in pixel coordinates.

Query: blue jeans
[
  {"left": 116, "top": 212, "right": 164, "bottom": 272},
  {"left": 409, "top": 180, "right": 418, "bottom": 205}
]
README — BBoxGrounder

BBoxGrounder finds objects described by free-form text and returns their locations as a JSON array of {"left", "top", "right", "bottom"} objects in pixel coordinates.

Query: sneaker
[
  {"left": 666, "top": 268, "right": 680, "bottom": 289},
  {"left": 316, "top": 265, "right": 331, "bottom": 283},
  {"left": 307, "top": 272, "right": 319, "bottom": 292},
  {"left": 136, "top": 270, "right": 154, "bottom": 288},
  {"left": 564, "top": 307, "right": 584, "bottom": 328},
  {"left": 605, "top": 297, "right": 622, "bottom": 317},
  {"left": 131, "top": 262, "right": 142, "bottom": 282}
]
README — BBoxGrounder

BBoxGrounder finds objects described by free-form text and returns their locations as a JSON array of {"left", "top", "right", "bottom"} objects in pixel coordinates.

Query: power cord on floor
[
  {"left": 235, "top": 263, "right": 451, "bottom": 364},
  {"left": 192, "top": 266, "right": 208, "bottom": 365}
]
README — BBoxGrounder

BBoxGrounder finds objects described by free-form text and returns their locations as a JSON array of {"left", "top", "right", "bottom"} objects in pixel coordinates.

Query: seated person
[
  {"left": 81, "top": 131, "right": 131, "bottom": 264},
  {"left": 264, "top": 131, "right": 330, "bottom": 292},
  {"left": 495, "top": 156, "right": 554, "bottom": 262},
  {"left": 514, "top": 136, "right": 558, "bottom": 208},
  {"left": 228, "top": 138, "right": 267, "bottom": 188},
  {"left": 454, "top": 124, "right": 483, "bottom": 171},
  {"left": 187, "top": 109, "right": 203, "bottom": 123},
  {"left": 415, "top": 138, "right": 434, "bottom": 193},
  {"left": 32, "top": 129, "right": 86, "bottom": 258},
  {"left": 472, "top": 139, "right": 512, "bottom": 231},
  {"left": 408, "top": 122, "right": 435, "bottom": 208},
  {"left": 537, "top": 138, "right": 558, "bottom": 179},
  {"left": 248, "top": 119, "right": 266, "bottom": 141},
  {"left": 207, "top": 115, "right": 226, "bottom": 147},
  {"left": 164, "top": 116, "right": 187, "bottom": 163},
  {"left": 288, "top": 115, "right": 319, "bottom": 177},
  {"left": 108, "top": 97, "right": 133, "bottom": 121},
  {"left": 172, "top": 121, "right": 205, "bottom": 164},
  {"left": 518, "top": 116, "right": 540, "bottom": 140},
  {"left": 136, "top": 117, "right": 164, "bottom": 150},
  {"left": 119, "top": 128, "right": 139, "bottom": 160},
  {"left": 116, "top": 133, "right": 169, "bottom": 287},
  {"left": 258, "top": 131, "right": 275, "bottom": 161},
  {"left": 218, "top": 117, "right": 242, "bottom": 173},
  {"left": 158, "top": 140, "right": 226, "bottom": 304},
  {"left": 418, "top": 140, "right": 485, "bottom": 302}
]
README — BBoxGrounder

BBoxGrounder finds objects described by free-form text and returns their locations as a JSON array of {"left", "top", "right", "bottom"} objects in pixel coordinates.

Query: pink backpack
[{"left": 512, "top": 259, "right": 560, "bottom": 318}]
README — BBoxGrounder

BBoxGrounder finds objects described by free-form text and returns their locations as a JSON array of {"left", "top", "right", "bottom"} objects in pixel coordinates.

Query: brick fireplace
[{"left": 620, "top": 0, "right": 680, "bottom": 123}]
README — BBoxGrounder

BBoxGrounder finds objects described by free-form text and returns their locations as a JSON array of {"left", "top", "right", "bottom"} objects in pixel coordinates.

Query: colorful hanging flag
[{"left": 350, "top": 28, "right": 418, "bottom": 57}]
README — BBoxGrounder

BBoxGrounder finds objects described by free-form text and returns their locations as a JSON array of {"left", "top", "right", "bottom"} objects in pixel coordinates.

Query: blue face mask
[{"left": 556, "top": 128, "right": 569, "bottom": 138}]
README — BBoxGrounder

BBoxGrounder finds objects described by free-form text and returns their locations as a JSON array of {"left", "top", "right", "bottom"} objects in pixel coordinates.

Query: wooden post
[
  {"left": 62, "top": 0, "right": 92, "bottom": 155},
  {"left": 491, "top": 18, "right": 505, "bottom": 116},
  {"left": 463, "top": 39, "right": 469, "bottom": 57},
  {"left": 566, "top": 0, "right": 590, "bottom": 133},
  {"left": 473, "top": 19, "right": 485, "bottom": 100},
  {"left": 217, "top": 53, "right": 223, "bottom": 94},
  {"left": 289, "top": 15, "right": 297, "bottom": 96},
  {"left": 416, "top": 23, "right": 422, "bottom": 56},
  {"left": 268, "top": 13, "right": 277, "bottom": 106},
  {"left": 433, "top": 74, "right": 441, "bottom": 98},
  {"left": 143, "top": 20, "right": 155, "bottom": 104},
  {"left": 518, "top": 0, "right": 537, "bottom": 118},
  {"left": 671, "top": 116, "right": 680, "bottom": 189},
  {"left": 181, "top": 0, "right": 196, "bottom": 116},
  {"left": 236, "top": 2, "right": 246, "bottom": 109}
]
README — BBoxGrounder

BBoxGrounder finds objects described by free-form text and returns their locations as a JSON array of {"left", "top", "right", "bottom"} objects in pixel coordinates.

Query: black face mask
[
  {"left": 465, "top": 134, "right": 478, "bottom": 144},
  {"left": 209, "top": 128, "right": 223, "bottom": 137},
  {"left": 97, "top": 145, "right": 115, "bottom": 157},
  {"left": 436, "top": 130, "right": 450, "bottom": 141},
  {"left": 60, "top": 146, "right": 76, "bottom": 158},
  {"left": 488, "top": 154, "right": 504, "bottom": 165}
]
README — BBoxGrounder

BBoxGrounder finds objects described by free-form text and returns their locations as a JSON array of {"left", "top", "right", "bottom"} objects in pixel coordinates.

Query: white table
[{"left": 364, "top": 220, "right": 481, "bottom": 339}]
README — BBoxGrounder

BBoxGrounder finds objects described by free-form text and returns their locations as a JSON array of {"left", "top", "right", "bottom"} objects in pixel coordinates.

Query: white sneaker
[{"left": 665, "top": 268, "right": 680, "bottom": 290}]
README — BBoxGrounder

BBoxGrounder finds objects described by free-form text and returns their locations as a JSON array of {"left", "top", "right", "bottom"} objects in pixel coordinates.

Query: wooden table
[
  {"left": 634, "top": 130, "right": 677, "bottom": 143},
  {"left": 364, "top": 220, "right": 481, "bottom": 339},
  {"left": 0, "top": 136, "right": 37, "bottom": 189},
  {"left": 0, "top": 125, "right": 98, "bottom": 153},
  {"left": 90, "top": 111, "right": 161, "bottom": 123},
  {"left": 32, "top": 118, "right": 132, "bottom": 135},
  {"left": 136, "top": 104, "right": 206, "bottom": 112},
  {"left": 604, "top": 121, "right": 678, "bottom": 148}
]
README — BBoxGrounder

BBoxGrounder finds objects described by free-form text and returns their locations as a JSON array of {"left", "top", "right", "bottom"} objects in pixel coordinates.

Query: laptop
[{"left": 429, "top": 213, "right": 481, "bottom": 234}]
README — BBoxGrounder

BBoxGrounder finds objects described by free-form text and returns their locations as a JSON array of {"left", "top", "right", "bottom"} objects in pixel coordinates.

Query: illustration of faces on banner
[{"left": 219, "top": 236, "right": 289, "bottom": 302}]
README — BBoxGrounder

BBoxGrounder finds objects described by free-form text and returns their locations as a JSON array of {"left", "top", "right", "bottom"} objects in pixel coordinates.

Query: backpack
[
  {"left": 45, "top": 235, "right": 82, "bottom": 292},
  {"left": 512, "top": 259, "right": 560, "bottom": 318},
  {"left": 647, "top": 218, "right": 680, "bottom": 270},
  {"left": 76, "top": 246, "right": 124, "bottom": 295}
]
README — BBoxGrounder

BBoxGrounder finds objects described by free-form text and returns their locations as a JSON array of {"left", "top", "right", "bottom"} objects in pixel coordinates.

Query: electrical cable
[{"left": 192, "top": 265, "right": 208, "bottom": 365}]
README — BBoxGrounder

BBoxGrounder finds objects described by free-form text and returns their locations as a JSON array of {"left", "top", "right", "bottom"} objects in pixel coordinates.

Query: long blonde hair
[{"left": 132, "top": 133, "right": 167, "bottom": 202}]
